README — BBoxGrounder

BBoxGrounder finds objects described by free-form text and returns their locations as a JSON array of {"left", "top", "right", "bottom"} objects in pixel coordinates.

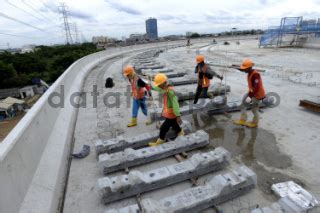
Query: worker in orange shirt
[{"left": 233, "top": 58, "right": 266, "bottom": 128}]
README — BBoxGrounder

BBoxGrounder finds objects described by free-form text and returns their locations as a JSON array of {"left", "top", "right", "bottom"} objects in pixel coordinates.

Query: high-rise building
[{"left": 145, "top": 18, "right": 158, "bottom": 40}]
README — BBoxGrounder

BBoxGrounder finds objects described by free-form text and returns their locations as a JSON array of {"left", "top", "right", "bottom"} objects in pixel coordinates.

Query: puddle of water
[{"left": 186, "top": 112, "right": 304, "bottom": 197}]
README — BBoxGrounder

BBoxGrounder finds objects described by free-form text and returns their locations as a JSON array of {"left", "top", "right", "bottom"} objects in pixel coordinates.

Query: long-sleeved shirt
[
  {"left": 152, "top": 86, "right": 181, "bottom": 117},
  {"left": 195, "top": 62, "right": 219, "bottom": 79}
]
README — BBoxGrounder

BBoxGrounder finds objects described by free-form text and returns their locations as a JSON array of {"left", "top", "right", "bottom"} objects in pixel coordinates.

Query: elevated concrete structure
[
  {"left": 106, "top": 166, "right": 257, "bottom": 213},
  {"left": 98, "top": 147, "right": 231, "bottom": 203},
  {"left": 95, "top": 120, "right": 192, "bottom": 155},
  {"left": 0, "top": 41, "right": 185, "bottom": 213},
  {"left": 99, "top": 130, "right": 209, "bottom": 174}
]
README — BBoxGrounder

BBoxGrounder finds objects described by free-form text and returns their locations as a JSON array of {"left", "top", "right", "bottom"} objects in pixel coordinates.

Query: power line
[
  {"left": 5, "top": 0, "right": 43, "bottom": 21},
  {"left": 0, "top": 32, "right": 46, "bottom": 39},
  {"left": 21, "top": 0, "right": 52, "bottom": 22},
  {"left": 0, "top": 32, "right": 64, "bottom": 40},
  {"left": 0, "top": 11, "right": 46, "bottom": 32}
]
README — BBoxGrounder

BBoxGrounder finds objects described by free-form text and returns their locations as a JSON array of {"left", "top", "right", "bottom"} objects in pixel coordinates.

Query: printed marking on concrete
[
  {"left": 98, "top": 130, "right": 209, "bottom": 174},
  {"left": 95, "top": 121, "right": 193, "bottom": 155},
  {"left": 98, "top": 147, "right": 231, "bottom": 204},
  {"left": 105, "top": 166, "right": 257, "bottom": 213}
]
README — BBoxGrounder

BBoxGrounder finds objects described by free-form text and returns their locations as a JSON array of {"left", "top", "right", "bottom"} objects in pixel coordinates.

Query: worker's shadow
[{"left": 233, "top": 127, "right": 258, "bottom": 165}]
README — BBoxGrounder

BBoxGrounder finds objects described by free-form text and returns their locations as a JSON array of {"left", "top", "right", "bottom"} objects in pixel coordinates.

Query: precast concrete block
[
  {"left": 149, "top": 99, "right": 211, "bottom": 121},
  {"left": 105, "top": 166, "right": 257, "bottom": 213},
  {"left": 99, "top": 130, "right": 209, "bottom": 174},
  {"left": 135, "top": 65, "right": 165, "bottom": 71},
  {"left": 105, "top": 204, "right": 140, "bottom": 213},
  {"left": 95, "top": 120, "right": 193, "bottom": 155},
  {"left": 98, "top": 147, "right": 231, "bottom": 204},
  {"left": 252, "top": 181, "right": 320, "bottom": 213},
  {"left": 175, "top": 84, "right": 231, "bottom": 101},
  {"left": 169, "top": 76, "right": 198, "bottom": 86},
  {"left": 165, "top": 72, "right": 186, "bottom": 78},
  {"left": 151, "top": 68, "right": 175, "bottom": 73}
]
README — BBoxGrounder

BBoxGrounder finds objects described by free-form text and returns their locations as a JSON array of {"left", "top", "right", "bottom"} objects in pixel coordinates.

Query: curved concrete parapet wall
[{"left": 0, "top": 41, "right": 185, "bottom": 213}]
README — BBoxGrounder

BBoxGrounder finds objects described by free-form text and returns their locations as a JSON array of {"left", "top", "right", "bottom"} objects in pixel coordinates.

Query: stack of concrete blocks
[
  {"left": 105, "top": 166, "right": 257, "bottom": 213},
  {"left": 98, "top": 147, "right": 231, "bottom": 203},
  {"left": 95, "top": 120, "right": 193, "bottom": 155},
  {"left": 252, "top": 181, "right": 320, "bottom": 213},
  {"left": 98, "top": 130, "right": 209, "bottom": 174}
]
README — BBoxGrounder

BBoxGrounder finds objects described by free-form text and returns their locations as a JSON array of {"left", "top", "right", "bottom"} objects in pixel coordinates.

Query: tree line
[{"left": 0, "top": 43, "right": 98, "bottom": 89}]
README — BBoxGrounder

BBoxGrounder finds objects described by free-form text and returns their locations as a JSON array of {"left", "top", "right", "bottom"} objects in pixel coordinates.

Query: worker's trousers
[
  {"left": 132, "top": 97, "right": 147, "bottom": 118},
  {"left": 159, "top": 118, "right": 182, "bottom": 140},
  {"left": 240, "top": 97, "right": 260, "bottom": 124},
  {"left": 193, "top": 85, "right": 210, "bottom": 104}
]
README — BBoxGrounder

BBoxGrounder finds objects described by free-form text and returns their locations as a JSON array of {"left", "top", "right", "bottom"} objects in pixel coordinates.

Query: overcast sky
[{"left": 1, "top": 0, "right": 320, "bottom": 48}]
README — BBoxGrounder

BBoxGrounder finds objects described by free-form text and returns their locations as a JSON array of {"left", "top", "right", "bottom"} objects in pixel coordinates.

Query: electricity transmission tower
[
  {"left": 59, "top": 3, "right": 73, "bottom": 44},
  {"left": 74, "top": 22, "right": 80, "bottom": 44}
]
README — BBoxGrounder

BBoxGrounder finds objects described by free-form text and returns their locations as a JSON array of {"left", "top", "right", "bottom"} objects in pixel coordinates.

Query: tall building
[{"left": 145, "top": 18, "right": 158, "bottom": 40}]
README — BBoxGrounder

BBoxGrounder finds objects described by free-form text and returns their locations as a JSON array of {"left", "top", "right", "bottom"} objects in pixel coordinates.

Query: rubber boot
[
  {"left": 233, "top": 119, "right": 246, "bottom": 126},
  {"left": 127, "top": 117, "right": 137, "bottom": 127},
  {"left": 148, "top": 138, "right": 165, "bottom": 147},
  {"left": 244, "top": 121, "right": 258, "bottom": 128},
  {"left": 177, "top": 129, "right": 185, "bottom": 136}
]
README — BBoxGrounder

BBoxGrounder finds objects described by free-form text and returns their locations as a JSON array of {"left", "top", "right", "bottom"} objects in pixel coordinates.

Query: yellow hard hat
[
  {"left": 153, "top": 73, "right": 168, "bottom": 86},
  {"left": 240, "top": 58, "right": 254, "bottom": 69},
  {"left": 196, "top": 55, "right": 205, "bottom": 63},
  {"left": 123, "top": 65, "right": 134, "bottom": 76}
]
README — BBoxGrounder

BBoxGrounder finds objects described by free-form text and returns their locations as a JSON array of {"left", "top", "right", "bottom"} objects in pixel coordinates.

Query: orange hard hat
[
  {"left": 123, "top": 65, "right": 135, "bottom": 76},
  {"left": 240, "top": 58, "right": 254, "bottom": 69},
  {"left": 196, "top": 55, "right": 205, "bottom": 63},
  {"left": 153, "top": 73, "right": 168, "bottom": 86}
]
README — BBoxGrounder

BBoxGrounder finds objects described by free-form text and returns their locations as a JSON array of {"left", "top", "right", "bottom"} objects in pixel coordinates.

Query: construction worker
[
  {"left": 123, "top": 65, "right": 152, "bottom": 127},
  {"left": 233, "top": 58, "right": 266, "bottom": 128},
  {"left": 148, "top": 73, "right": 184, "bottom": 146},
  {"left": 194, "top": 55, "right": 223, "bottom": 104}
]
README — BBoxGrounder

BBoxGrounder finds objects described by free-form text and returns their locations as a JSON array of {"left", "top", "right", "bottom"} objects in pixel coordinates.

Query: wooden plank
[{"left": 299, "top": 100, "right": 320, "bottom": 113}]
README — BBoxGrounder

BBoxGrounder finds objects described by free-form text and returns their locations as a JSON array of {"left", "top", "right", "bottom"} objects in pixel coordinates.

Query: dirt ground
[
  {"left": 0, "top": 94, "right": 41, "bottom": 143},
  {"left": 0, "top": 113, "right": 25, "bottom": 142}
]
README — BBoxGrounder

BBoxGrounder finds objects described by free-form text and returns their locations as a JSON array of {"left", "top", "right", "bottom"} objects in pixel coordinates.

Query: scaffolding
[{"left": 259, "top": 16, "right": 320, "bottom": 47}]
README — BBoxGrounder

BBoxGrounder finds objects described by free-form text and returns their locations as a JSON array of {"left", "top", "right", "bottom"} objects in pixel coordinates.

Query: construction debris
[{"left": 299, "top": 99, "right": 320, "bottom": 113}]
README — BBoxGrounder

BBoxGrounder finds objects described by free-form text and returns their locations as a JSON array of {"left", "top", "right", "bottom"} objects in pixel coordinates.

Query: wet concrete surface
[{"left": 186, "top": 112, "right": 305, "bottom": 200}]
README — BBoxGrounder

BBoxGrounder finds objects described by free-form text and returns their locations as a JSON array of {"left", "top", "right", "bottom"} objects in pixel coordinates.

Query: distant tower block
[{"left": 146, "top": 18, "right": 158, "bottom": 40}]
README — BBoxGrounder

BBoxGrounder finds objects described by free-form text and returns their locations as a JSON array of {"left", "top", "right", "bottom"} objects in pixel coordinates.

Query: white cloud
[{"left": 1, "top": 0, "right": 320, "bottom": 47}]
